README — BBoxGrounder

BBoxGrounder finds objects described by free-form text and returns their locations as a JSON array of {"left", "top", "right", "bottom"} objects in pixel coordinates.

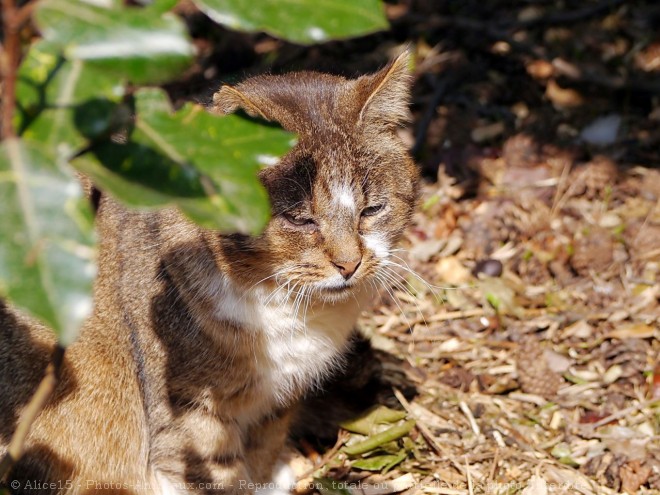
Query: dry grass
[{"left": 291, "top": 152, "right": 659, "bottom": 495}]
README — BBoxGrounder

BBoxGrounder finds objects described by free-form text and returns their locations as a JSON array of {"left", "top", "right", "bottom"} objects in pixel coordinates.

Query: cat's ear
[
  {"left": 213, "top": 86, "right": 269, "bottom": 120},
  {"left": 354, "top": 51, "right": 412, "bottom": 128},
  {"left": 212, "top": 80, "right": 298, "bottom": 131}
]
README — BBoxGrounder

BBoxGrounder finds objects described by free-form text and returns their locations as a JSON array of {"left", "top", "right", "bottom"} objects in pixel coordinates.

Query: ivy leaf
[
  {"left": 144, "top": 0, "right": 179, "bottom": 14},
  {"left": 352, "top": 452, "right": 407, "bottom": 472},
  {"left": 343, "top": 420, "right": 416, "bottom": 456},
  {"left": 313, "top": 478, "right": 352, "bottom": 495},
  {"left": 0, "top": 139, "right": 96, "bottom": 345},
  {"left": 340, "top": 405, "right": 408, "bottom": 435},
  {"left": 34, "top": 0, "right": 195, "bottom": 84},
  {"left": 194, "top": 0, "right": 388, "bottom": 44},
  {"left": 75, "top": 89, "right": 294, "bottom": 234},
  {"left": 16, "top": 40, "right": 126, "bottom": 160}
]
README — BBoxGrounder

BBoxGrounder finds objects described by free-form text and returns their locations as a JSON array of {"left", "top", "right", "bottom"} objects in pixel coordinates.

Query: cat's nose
[{"left": 332, "top": 259, "right": 361, "bottom": 280}]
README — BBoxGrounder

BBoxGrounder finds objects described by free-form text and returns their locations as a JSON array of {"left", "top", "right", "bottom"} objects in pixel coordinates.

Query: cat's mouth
[
  {"left": 324, "top": 284, "right": 352, "bottom": 293},
  {"left": 314, "top": 278, "right": 358, "bottom": 300}
]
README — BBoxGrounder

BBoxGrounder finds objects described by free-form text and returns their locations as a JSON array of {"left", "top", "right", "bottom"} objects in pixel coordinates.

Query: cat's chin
[
  {"left": 319, "top": 286, "right": 354, "bottom": 303},
  {"left": 314, "top": 278, "right": 369, "bottom": 304}
]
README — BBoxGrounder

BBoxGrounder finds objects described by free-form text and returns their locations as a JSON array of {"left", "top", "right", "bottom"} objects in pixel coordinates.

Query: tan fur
[{"left": 0, "top": 53, "right": 419, "bottom": 494}]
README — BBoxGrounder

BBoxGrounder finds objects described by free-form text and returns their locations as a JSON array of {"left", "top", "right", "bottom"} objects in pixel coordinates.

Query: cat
[{"left": 0, "top": 52, "right": 419, "bottom": 495}]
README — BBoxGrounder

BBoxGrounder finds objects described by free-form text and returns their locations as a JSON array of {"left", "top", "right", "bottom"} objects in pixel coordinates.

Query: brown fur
[{"left": 0, "top": 53, "right": 418, "bottom": 494}]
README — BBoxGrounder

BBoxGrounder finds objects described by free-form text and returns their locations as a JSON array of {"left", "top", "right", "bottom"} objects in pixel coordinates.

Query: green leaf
[
  {"left": 313, "top": 478, "right": 352, "bottom": 495},
  {"left": 343, "top": 420, "right": 416, "bottom": 456},
  {"left": 0, "top": 139, "right": 96, "bottom": 345},
  {"left": 352, "top": 452, "right": 407, "bottom": 472},
  {"left": 74, "top": 89, "right": 295, "bottom": 234},
  {"left": 340, "top": 405, "right": 407, "bottom": 435},
  {"left": 143, "top": 0, "right": 179, "bottom": 14},
  {"left": 16, "top": 41, "right": 125, "bottom": 158},
  {"left": 486, "top": 292, "right": 500, "bottom": 310},
  {"left": 563, "top": 373, "right": 588, "bottom": 385},
  {"left": 34, "top": 0, "right": 195, "bottom": 84},
  {"left": 194, "top": 0, "right": 388, "bottom": 44}
]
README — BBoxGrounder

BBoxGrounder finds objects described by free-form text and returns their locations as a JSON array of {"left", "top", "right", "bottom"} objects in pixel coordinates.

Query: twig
[
  {"left": 0, "top": 0, "right": 36, "bottom": 139},
  {"left": 1, "top": 0, "right": 19, "bottom": 138},
  {"left": 297, "top": 429, "right": 349, "bottom": 481},
  {"left": 458, "top": 401, "right": 481, "bottom": 437},
  {"left": 392, "top": 388, "right": 467, "bottom": 477},
  {"left": 425, "top": 308, "right": 485, "bottom": 322},
  {"left": 393, "top": 389, "right": 441, "bottom": 454},
  {"left": 0, "top": 345, "right": 65, "bottom": 479},
  {"left": 590, "top": 398, "right": 659, "bottom": 429},
  {"left": 465, "top": 457, "right": 474, "bottom": 495},
  {"left": 550, "top": 159, "right": 572, "bottom": 218},
  {"left": 409, "top": 305, "right": 559, "bottom": 327},
  {"left": 13, "top": 0, "right": 37, "bottom": 30},
  {"left": 550, "top": 164, "right": 591, "bottom": 217},
  {"left": 488, "top": 447, "right": 500, "bottom": 481}
]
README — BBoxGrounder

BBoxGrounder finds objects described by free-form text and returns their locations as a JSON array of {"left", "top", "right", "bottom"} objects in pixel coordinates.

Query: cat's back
[
  {"left": 0, "top": 301, "right": 55, "bottom": 448},
  {"left": 0, "top": 198, "right": 156, "bottom": 489}
]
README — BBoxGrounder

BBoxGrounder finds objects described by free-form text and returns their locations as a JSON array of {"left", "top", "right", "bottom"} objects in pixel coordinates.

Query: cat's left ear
[{"left": 354, "top": 51, "right": 412, "bottom": 128}]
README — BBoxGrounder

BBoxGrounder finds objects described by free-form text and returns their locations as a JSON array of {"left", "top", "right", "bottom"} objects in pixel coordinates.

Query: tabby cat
[{"left": 0, "top": 52, "right": 418, "bottom": 494}]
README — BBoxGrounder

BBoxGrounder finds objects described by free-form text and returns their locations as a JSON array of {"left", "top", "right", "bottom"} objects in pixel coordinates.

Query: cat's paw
[{"left": 254, "top": 462, "right": 296, "bottom": 495}]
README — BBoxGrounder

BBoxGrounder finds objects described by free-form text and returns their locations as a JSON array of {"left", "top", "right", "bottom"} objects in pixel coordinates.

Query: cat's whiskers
[
  {"left": 386, "top": 251, "right": 474, "bottom": 292},
  {"left": 378, "top": 265, "right": 429, "bottom": 331},
  {"left": 239, "top": 269, "right": 290, "bottom": 310},
  {"left": 286, "top": 280, "right": 302, "bottom": 344},
  {"left": 281, "top": 279, "right": 298, "bottom": 308},
  {"left": 382, "top": 258, "right": 441, "bottom": 297},
  {"left": 278, "top": 277, "right": 310, "bottom": 320},
  {"left": 380, "top": 261, "right": 439, "bottom": 309},
  {"left": 373, "top": 270, "right": 415, "bottom": 332},
  {"left": 349, "top": 286, "right": 363, "bottom": 309},
  {"left": 301, "top": 286, "right": 313, "bottom": 332},
  {"left": 300, "top": 285, "right": 313, "bottom": 323},
  {"left": 374, "top": 269, "right": 416, "bottom": 328},
  {"left": 246, "top": 270, "right": 287, "bottom": 295},
  {"left": 291, "top": 283, "right": 306, "bottom": 324},
  {"left": 263, "top": 277, "right": 292, "bottom": 307},
  {"left": 365, "top": 245, "right": 440, "bottom": 336}
]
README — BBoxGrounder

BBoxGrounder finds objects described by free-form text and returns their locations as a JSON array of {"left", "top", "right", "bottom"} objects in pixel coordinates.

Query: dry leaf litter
[{"left": 288, "top": 145, "right": 659, "bottom": 495}]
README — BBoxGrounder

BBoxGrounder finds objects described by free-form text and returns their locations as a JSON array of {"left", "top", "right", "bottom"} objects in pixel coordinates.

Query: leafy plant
[
  {"left": 340, "top": 406, "right": 415, "bottom": 473},
  {"left": 0, "top": 0, "right": 387, "bottom": 475},
  {"left": 0, "top": 0, "right": 388, "bottom": 344}
]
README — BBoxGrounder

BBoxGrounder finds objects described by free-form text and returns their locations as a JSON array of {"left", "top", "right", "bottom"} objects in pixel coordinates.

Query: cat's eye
[
  {"left": 361, "top": 204, "right": 384, "bottom": 217},
  {"left": 283, "top": 212, "right": 317, "bottom": 229}
]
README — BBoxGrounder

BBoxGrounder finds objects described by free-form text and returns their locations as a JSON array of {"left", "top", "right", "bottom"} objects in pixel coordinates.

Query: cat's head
[{"left": 211, "top": 53, "right": 419, "bottom": 303}]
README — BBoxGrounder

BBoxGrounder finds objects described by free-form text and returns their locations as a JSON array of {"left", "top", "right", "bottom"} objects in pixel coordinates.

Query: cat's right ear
[
  {"left": 212, "top": 81, "right": 299, "bottom": 132},
  {"left": 212, "top": 86, "right": 269, "bottom": 120}
]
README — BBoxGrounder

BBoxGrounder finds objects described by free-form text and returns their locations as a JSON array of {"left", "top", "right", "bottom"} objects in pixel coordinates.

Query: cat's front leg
[
  {"left": 153, "top": 457, "right": 252, "bottom": 495},
  {"left": 151, "top": 410, "right": 253, "bottom": 495},
  {"left": 244, "top": 409, "right": 295, "bottom": 495}
]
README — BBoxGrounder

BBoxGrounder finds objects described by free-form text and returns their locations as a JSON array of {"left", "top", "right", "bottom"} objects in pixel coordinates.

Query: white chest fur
[{"left": 209, "top": 276, "right": 371, "bottom": 408}]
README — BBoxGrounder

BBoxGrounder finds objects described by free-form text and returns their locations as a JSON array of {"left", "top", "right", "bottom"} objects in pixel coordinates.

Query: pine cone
[{"left": 516, "top": 337, "right": 562, "bottom": 399}]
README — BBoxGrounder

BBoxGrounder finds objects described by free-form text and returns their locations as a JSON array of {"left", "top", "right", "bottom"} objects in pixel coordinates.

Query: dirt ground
[{"left": 170, "top": 1, "right": 660, "bottom": 493}]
